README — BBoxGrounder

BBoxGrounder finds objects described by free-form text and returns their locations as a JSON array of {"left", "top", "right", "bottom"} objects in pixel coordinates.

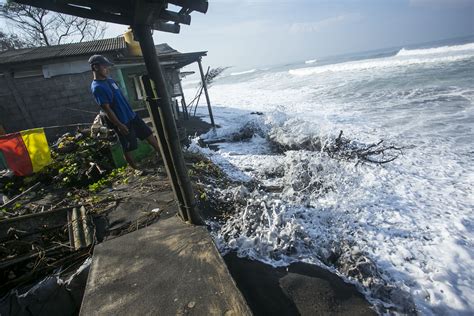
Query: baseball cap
[{"left": 88, "top": 54, "right": 114, "bottom": 66}]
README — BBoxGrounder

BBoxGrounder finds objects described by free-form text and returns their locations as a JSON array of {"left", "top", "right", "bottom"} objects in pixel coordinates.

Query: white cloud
[{"left": 288, "top": 13, "right": 362, "bottom": 33}]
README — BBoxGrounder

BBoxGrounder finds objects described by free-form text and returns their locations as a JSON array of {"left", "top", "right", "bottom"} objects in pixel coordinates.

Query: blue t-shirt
[{"left": 91, "top": 78, "right": 136, "bottom": 124}]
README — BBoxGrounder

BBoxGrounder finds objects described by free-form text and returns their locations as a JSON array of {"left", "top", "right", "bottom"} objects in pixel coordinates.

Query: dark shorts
[{"left": 117, "top": 116, "right": 152, "bottom": 152}]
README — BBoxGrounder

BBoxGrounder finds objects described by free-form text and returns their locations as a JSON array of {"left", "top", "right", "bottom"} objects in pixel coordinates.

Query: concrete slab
[{"left": 79, "top": 215, "right": 250, "bottom": 316}]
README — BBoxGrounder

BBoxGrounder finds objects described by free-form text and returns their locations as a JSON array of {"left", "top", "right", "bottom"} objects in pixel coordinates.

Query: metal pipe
[{"left": 133, "top": 24, "right": 202, "bottom": 225}]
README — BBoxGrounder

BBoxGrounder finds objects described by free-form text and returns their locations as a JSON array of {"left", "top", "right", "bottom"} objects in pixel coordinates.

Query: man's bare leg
[
  {"left": 124, "top": 151, "right": 138, "bottom": 169},
  {"left": 145, "top": 134, "right": 161, "bottom": 153}
]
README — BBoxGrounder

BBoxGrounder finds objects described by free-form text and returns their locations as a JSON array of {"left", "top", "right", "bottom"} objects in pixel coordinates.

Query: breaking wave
[
  {"left": 231, "top": 69, "right": 257, "bottom": 76},
  {"left": 289, "top": 54, "right": 473, "bottom": 76},
  {"left": 396, "top": 42, "right": 474, "bottom": 57},
  {"left": 190, "top": 39, "right": 474, "bottom": 315}
]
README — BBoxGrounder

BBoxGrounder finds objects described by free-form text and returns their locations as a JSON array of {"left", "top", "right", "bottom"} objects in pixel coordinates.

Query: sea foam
[
  {"left": 396, "top": 42, "right": 474, "bottom": 57},
  {"left": 189, "top": 40, "right": 474, "bottom": 315}
]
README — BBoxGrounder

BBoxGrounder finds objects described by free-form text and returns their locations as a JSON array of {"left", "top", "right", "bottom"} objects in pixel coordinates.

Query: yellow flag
[{"left": 20, "top": 128, "right": 52, "bottom": 173}]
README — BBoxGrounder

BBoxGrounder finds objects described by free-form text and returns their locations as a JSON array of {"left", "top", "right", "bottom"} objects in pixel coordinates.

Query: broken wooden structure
[
  {"left": 0, "top": 205, "right": 93, "bottom": 294},
  {"left": 0, "top": 37, "right": 210, "bottom": 134},
  {"left": 12, "top": 0, "right": 209, "bottom": 224}
]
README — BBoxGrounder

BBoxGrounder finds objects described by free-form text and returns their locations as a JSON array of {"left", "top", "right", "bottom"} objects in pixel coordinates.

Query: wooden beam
[
  {"left": 197, "top": 59, "right": 215, "bottom": 127},
  {"left": 153, "top": 21, "right": 180, "bottom": 34},
  {"left": 13, "top": 0, "right": 206, "bottom": 32},
  {"left": 141, "top": 75, "right": 189, "bottom": 222},
  {"left": 168, "top": 0, "right": 208, "bottom": 14},
  {"left": 159, "top": 9, "right": 191, "bottom": 25},
  {"left": 134, "top": 0, "right": 165, "bottom": 26},
  {"left": 13, "top": 0, "right": 131, "bottom": 25},
  {"left": 133, "top": 24, "right": 201, "bottom": 225},
  {"left": 57, "top": 0, "right": 130, "bottom": 14},
  {"left": 178, "top": 79, "right": 189, "bottom": 120}
]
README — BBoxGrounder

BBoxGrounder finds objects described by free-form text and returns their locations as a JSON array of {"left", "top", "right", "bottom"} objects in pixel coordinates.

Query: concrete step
[{"left": 79, "top": 215, "right": 250, "bottom": 315}]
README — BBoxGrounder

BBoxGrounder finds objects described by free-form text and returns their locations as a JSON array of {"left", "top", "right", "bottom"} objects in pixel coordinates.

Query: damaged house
[{"left": 0, "top": 30, "right": 208, "bottom": 136}]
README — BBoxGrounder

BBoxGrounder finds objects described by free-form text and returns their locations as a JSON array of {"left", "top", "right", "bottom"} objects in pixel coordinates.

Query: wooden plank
[
  {"left": 14, "top": 0, "right": 131, "bottom": 25},
  {"left": 153, "top": 21, "right": 181, "bottom": 34},
  {"left": 197, "top": 59, "right": 215, "bottom": 127},
  {"left": 168, "top": 0, "right": 209, "bottom": 14},
  {"left": 134, "top": 25, "right": 199, "bottom": 224},
  {"left": 159, "top": 9, "right": 191, "bottom": 25},
  {"left": 0, "top": 206, "right": 76, "bottom": 241}
]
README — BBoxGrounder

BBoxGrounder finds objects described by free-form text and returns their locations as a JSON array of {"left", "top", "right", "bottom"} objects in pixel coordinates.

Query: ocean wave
[
  {"left": 305, "top": 59, "right": 317, "bottom": 64},
  {"left": 396, "top": 42, "right": 474, "bottom": 57},
  {"left": 230, "top": 69, "right": 257, "bottom": 76},
  {"left": 289, "top": 54, "right": 473, "bottom": 76}
]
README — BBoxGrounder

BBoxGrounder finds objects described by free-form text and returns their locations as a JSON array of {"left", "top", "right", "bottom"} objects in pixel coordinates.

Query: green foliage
[
  {"left": 0, "top": 133, "right": 116, "bottom": 199},
  {"left": 45, "top": 135, "right": 115, "bottom": 188},
  {"left": 88, "top": 167, "right": 127, "bottom": 193}
]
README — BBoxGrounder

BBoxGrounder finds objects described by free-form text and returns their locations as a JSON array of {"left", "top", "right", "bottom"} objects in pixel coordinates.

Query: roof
[
  {"left": 0, "top": 36, "right": 206, "bottom": 69},
  {"left": 118, "top": 51, "right": 207, "bottom": 69},
  {"left": 12, "top": 0, "right": 208, "bottom": 34},
  {"left": 155, "top": 43, "right": 178, "bottom": 55},
  {"left": 0, "top": 37, "right": 127, "bottom": 66}
]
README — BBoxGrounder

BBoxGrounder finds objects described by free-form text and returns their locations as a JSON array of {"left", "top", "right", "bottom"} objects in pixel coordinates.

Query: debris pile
[
  {"left": 0, "top": 129, "right": 125, "bottom": 295},
  {"left": 1, "top": 129, "right": 116, "bottom": 219}
]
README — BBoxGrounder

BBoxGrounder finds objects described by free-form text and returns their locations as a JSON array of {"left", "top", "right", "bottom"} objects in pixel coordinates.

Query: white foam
[
  {"left": 396, "top": 42, "right": 474, "bottom": 57},
  {"left": 305, "top": 59, "right": 317, "bottom": 64},
  {"left": 230, "top": 69, "right": 257, "bottom": 76},
  {"left": 190, "top": 41, "right": 474, "bottom": 314},
  {"left": 289, "top": 54, "right": 473, "bottom": 76}
]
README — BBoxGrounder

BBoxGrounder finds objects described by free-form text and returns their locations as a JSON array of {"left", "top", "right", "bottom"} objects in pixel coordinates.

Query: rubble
[{"left": 0, "top": 129, "right": 156, "bottom": 297}]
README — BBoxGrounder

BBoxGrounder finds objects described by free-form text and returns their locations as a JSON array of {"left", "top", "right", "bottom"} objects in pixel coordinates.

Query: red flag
[{"left": 0, "top": 133, "right": 33, "bottom": 176}]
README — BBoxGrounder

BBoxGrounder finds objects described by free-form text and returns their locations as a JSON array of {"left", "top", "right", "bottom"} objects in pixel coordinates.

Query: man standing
[{"left": 89, "top": 54, "right": 160, "bottom": 169}]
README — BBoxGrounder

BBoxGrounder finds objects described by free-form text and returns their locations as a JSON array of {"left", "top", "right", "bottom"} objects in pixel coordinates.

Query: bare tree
[
  {"left": 0, "top": 3, "right": 107, "bottom": 47},
  {"left": 0, "top": 29, "right": 29, "bottom": 51}
]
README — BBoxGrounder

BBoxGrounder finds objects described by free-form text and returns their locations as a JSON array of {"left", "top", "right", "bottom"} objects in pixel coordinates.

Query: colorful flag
[{"left": 0, "top": 128, "right": 52, "bottom": 176}]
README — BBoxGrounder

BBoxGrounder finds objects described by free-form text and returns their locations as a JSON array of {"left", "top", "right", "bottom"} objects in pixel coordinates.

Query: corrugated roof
[
  {"left": 155, "top": 43, "right": 178, "bottom": 55},
  {"left": 0, "top": 37, "right": 127, "bottom": 66}
]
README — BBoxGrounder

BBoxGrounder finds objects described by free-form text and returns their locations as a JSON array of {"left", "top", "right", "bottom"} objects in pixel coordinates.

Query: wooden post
[
  {"left": 133, "top": 24, "right": 201, "bottom": 225},
  {"left": 197, "top": 58, "right": 215, "bottom": 127},
  {"left": 178, "top": 80, "right": 189, "bottom": 120},
  {"left": 141, "top": 75, "right": 188, "bottom": 222}
]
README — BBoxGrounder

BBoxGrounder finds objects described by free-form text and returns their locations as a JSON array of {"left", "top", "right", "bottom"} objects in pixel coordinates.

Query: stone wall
[{"left": 0, "top": 70, "right": 105, "bottom": 139}]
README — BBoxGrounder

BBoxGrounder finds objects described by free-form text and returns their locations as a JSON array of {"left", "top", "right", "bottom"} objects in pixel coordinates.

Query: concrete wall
[
  {"left": 0, "top": 70, "right": 98, "bottom": 139},
  {"left": 0, "top": 63, "right": 181, "bottom": 141}
]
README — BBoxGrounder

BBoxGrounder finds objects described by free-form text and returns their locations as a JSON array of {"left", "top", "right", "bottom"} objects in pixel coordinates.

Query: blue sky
[
  {"left": 108, "top": 0, "right": 473, "bottom": 69},
  {"left": 2, "top": 0, "right": 473, "bottom": 70}
]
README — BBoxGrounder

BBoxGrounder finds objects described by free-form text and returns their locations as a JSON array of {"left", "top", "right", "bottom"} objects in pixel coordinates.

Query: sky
[
  {"left": 1, "top": 0, "right": 473, "bottom": 70},
  {"left": 104, "top": 0, "right": 474, "bottom": 70}
]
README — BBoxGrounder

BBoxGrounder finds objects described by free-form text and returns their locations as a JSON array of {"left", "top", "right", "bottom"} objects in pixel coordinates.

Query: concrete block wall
[{"left": 0, "top": 71, "right": 99, "bottom": 140}]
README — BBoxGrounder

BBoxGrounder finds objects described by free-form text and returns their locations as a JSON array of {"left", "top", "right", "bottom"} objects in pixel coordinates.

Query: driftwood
[
  {"left": 0, "top": 204, "right": 95, "bottom": 295},
  {"left": 325, "top": 130, "right": 404, "bottom": 165},
  {"left": 268, "top": 130, "right": 404, "bottom": 165}
]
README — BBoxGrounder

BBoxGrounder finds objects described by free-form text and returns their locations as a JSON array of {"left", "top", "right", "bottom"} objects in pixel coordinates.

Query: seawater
[{"left": 185, "top": 36, "right": 474, "bottom": 315}]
